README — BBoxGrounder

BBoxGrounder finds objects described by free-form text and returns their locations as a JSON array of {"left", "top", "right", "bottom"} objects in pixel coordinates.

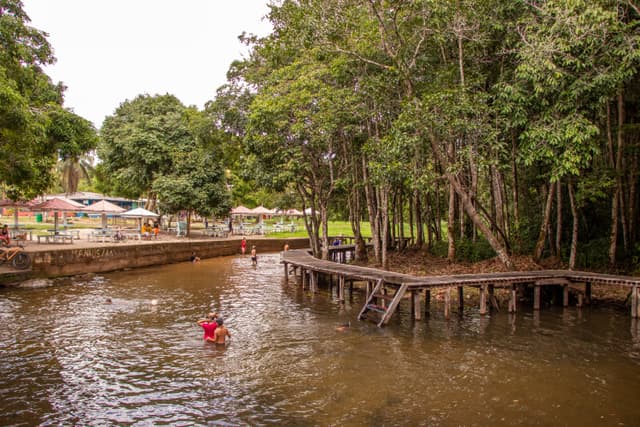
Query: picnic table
[
  {"left": 88, "top": 228, "right": 114, "bottom": 243},
  {"left": 36, "top": 232, "right": 74, "bottom": 244}
]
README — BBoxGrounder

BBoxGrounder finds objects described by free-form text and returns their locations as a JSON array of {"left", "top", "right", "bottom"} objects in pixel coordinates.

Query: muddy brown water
[{"left": 1, "top": 253, "right": 640, "bottom": 426}]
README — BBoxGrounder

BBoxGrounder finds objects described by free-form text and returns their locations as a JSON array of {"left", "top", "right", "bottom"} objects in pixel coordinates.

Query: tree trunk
[
  {"left": 568, "top": 179, "right": 578, "bottom": 270},
  {"left": 534, "top": 182, "right": 556, "bottom": 262},
  {"left": 447, "top": 141, "right": 456, "bottom": 262},
  {"left": 610, "top": 92, "right": 625, "bottom": 265},
  {"left": 511, "top": 131, "right": 519, "bottom": 236},
  {"left": 379, "top": 186, "right": 390, "bottom": 270},
  {"left": 363, "top": 154, "right": 381, "bottom": 265},
  {"left": 555, "top": 180, "right": 562, "bottom": 257}
]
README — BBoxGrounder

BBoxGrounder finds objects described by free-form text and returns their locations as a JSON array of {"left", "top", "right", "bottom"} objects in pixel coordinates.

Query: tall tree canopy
[{"left": 0, "top": 0, "right": 97, "bottom": 199}]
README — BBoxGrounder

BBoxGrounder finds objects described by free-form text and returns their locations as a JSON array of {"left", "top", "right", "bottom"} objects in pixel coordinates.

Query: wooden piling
[
  {"left": 425, "top": 290, "right": 431, "bottom": 315},
  {"left": 412, "top": 290, "right": 422, "bottom": 321},
  {"left": 283, "top": 262, "right": 289, "bottom": 284},
  {"left": 563, "top": 285, "right": 569, "bottom": 307},
  {"left": 338, "top": 276, "right": 345, "bottom": 302},
  {"left": 458, "top": 286, "right": 464, "bottom": 313},
  {"left": 444, "top": 287, "right": 451, "bottom": 319},
  {"left": 479, "top": 285, "right": 488, "bottom": 315},
  {"left": 632, "top": 286, "right": 638, "bottom": 318},
  {"left": 534, "top": 285, "right": 541, "bottom": 310},
  {"left": 508, "top": 286, "right": 517, "bottom": 313}
]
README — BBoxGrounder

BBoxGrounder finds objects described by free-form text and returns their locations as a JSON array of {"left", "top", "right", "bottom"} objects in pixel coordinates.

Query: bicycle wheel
[{"left": 12, "top": 252, "right": 31, "bottom": 270}]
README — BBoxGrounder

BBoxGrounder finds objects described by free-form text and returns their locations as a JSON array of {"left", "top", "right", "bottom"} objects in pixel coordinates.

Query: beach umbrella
[
  {"left": 121, "top": 207, "right": 159, "bottom": 229},
  {"left": 285, "top": 208, "right": 303, "bottom": 217},
  {"left": 251, "top": 205, "right": 275, "bottom": 223},
  {"left": 0, "top": 199, "right": 35, "bottom": 228},
  {"left": 231, "top": 205, "right": 253, "bottom": 216},
  {"left": 83, "top": 199, "right": 125, "bottom": 228},
  {"left": 121, "top": 207, "right": 159, "bottom": 218},
  {"left": 32, "top": 197, "right": 85, "bottom": 233}
]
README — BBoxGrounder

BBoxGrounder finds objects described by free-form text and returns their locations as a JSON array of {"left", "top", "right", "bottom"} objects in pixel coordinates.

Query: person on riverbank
[
  {"left": 241, "top": 237, "right": 247, "bottom": 256},
  {"left": 283, "top": 242, "right": 290, "bottom": 252},
  {"left": 152, "top": 221, "right": 160, "bottom": 239},
  {"left": 197, "top": 312, "right": 218, "bottom": 341},
  {"left": 0, "top": 224, "right": 10, "bottom": 246},
  {"left": 251, "top": 245, "right": 257, "bottom": 266},
  {"left": 209, "top": 317, "right": 231, "bottom": 345},
  {"left": 190, "top": 252, "right": 201, "bottom": 263}
]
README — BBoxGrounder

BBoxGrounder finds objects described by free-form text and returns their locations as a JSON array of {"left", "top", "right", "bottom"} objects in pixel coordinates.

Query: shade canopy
[
  {"left": 84, "top": 199, "right": 125, "bottom": 213},
  {"left": 283, "top": 208, "right": 303, "bottom": 216},
  {"left": 121, "top": 207, "right": 159, "bottom": 218},
  {"left": 32, "top": 197, "right": 85, "bottom": 233},
  {"left": 231, "top": 205, "right": 253, "bottom": 216},
  {"left": 251, "top": 205, "right": 276, "bottom": 215},
  {"left": 33, "top": 197, "right": 85, "bottom": 212},
  {"left": 0, "top": 199, "right": 36, "bottom": 229},
  {"left": 84, "top": 200, "right": 126, "bottom": 228}
]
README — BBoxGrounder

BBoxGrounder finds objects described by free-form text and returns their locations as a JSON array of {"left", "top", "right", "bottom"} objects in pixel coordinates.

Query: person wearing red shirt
[{"left": 197, "top": 313, "right": 218, "bottom": 341}]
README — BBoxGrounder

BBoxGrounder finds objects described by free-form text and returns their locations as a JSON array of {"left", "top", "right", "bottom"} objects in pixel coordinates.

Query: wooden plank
[
  {"left": 379, "top": 283, "right": 409, "bottom": 326},
  {"left": 357, "top": 279, "right": 384, "bottom": 320}
]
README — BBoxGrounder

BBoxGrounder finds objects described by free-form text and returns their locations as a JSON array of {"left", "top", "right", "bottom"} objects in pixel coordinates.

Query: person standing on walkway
[{"left": 241, "top": 237, "right": 247, "bottom": 256}]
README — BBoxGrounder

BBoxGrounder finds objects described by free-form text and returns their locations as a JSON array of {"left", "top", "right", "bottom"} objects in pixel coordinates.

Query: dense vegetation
[
  {"left": 2, "top": 0, "right": 640, "bottom": 272},
  {"left": 210, "top": 0, "right": 640, "bottom": 271}
]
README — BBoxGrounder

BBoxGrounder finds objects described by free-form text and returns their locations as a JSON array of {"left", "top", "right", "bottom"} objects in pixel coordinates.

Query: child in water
[{"left": 250, "top": 245, "right": 257, "bottom": 266}]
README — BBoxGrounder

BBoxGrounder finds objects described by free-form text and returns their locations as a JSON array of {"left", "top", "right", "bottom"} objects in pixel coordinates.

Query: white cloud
[{"left": 22, "top": 0, "right": 272, "bottom": 128}]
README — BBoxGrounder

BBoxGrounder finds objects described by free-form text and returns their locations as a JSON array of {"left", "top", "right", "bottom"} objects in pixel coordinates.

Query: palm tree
[{"left": 58, "top": 153, "right": 95, "bottom": 195}]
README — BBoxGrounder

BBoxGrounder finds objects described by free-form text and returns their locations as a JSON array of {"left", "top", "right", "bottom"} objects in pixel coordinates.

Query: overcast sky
[{"left": 22, "top": 0, "right": 272, "bottom": 128}]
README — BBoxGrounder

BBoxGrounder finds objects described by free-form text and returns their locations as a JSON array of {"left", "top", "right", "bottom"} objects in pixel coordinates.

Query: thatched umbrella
[
  {"left": 32, "top": 197, "right": 85, "bottom": 233},
  {"left": 83, "top": 199, "right": 125, "bottom": 228}
]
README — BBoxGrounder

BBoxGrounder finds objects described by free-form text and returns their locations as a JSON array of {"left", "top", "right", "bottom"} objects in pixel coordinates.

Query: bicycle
[{"left": 0, "top": 246, "right": 31, "bottom": 270}]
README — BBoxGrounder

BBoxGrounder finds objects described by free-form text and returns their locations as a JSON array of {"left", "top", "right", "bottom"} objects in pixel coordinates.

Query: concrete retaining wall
[{"left": 21, "top": 237, "right": 309, "bottom": 279}]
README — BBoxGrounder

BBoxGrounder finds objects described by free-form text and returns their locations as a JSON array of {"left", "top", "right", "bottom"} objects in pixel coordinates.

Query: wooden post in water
[
  {"left": 508, "top": 285, "right": 517, "bottom": 313},
  {"left": 585, "top": 282, "right": 592, "bottom": 305},
  {"left": 310, "top": 271, "right": 318, "bottom": 293},
  {"left": 425, "top": 290, "right": 431, "bottom": 315},
  {"left": 458, "top": 286, "right": 464, "bottom": 314},
  {"left": 283, "top": 262, "right": 289, "bottom": 284},
  {"left": 479, "top": 285, "right": 488, "bottom": 315},
  {"left": 534, "top": 285, "right": 541, "bottom": 310},
  {"left": 301, "top": 268, "right": 307, "bottom": 290},
  {"left": 412, "top": 290, "right": 422, "bottom": 321},
  {"left": 444, "top": 287, "right": 451, "bottom": 319},
  {"left": 338, "top": 276, "right": 345, "bottom": 302},
  {"left": 366, "top": 281, "right": 372, "bottom": 299},
  {"left": 563, "top": 285, "right": 569, "bottom": 307},
  {"left": 632, "top": 285, "right": 638, "bottom": 318}
]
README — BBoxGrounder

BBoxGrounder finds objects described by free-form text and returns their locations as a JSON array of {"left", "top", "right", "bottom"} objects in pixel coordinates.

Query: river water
[{"left": 1, "top": 253, "right": 640, "bottom": 426}]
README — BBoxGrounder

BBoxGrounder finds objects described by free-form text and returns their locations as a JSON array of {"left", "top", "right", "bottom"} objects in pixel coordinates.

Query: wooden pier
[{"left": 281, "top": 248, "right": 640, "bottom": 327}]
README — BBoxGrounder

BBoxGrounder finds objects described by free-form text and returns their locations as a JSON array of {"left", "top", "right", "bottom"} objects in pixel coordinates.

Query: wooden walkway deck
[{"left": 281, "top": 248, "right": 640, "bottom": 327}]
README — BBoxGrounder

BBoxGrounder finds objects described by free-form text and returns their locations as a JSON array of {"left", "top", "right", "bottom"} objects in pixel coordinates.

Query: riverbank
[{"left": 0, "top": 235, "right": 309, "bottom": 286}]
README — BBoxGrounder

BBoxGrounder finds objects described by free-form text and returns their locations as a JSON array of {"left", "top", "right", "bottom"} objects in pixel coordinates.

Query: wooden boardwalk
[{"left": 281, "top": 247, "right": 640, "bottom": 327}]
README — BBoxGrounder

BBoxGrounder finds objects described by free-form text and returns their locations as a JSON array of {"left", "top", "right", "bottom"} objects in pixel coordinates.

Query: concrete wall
[{"left": 23, "top": 237, "right": 309, "bottom": 279}]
